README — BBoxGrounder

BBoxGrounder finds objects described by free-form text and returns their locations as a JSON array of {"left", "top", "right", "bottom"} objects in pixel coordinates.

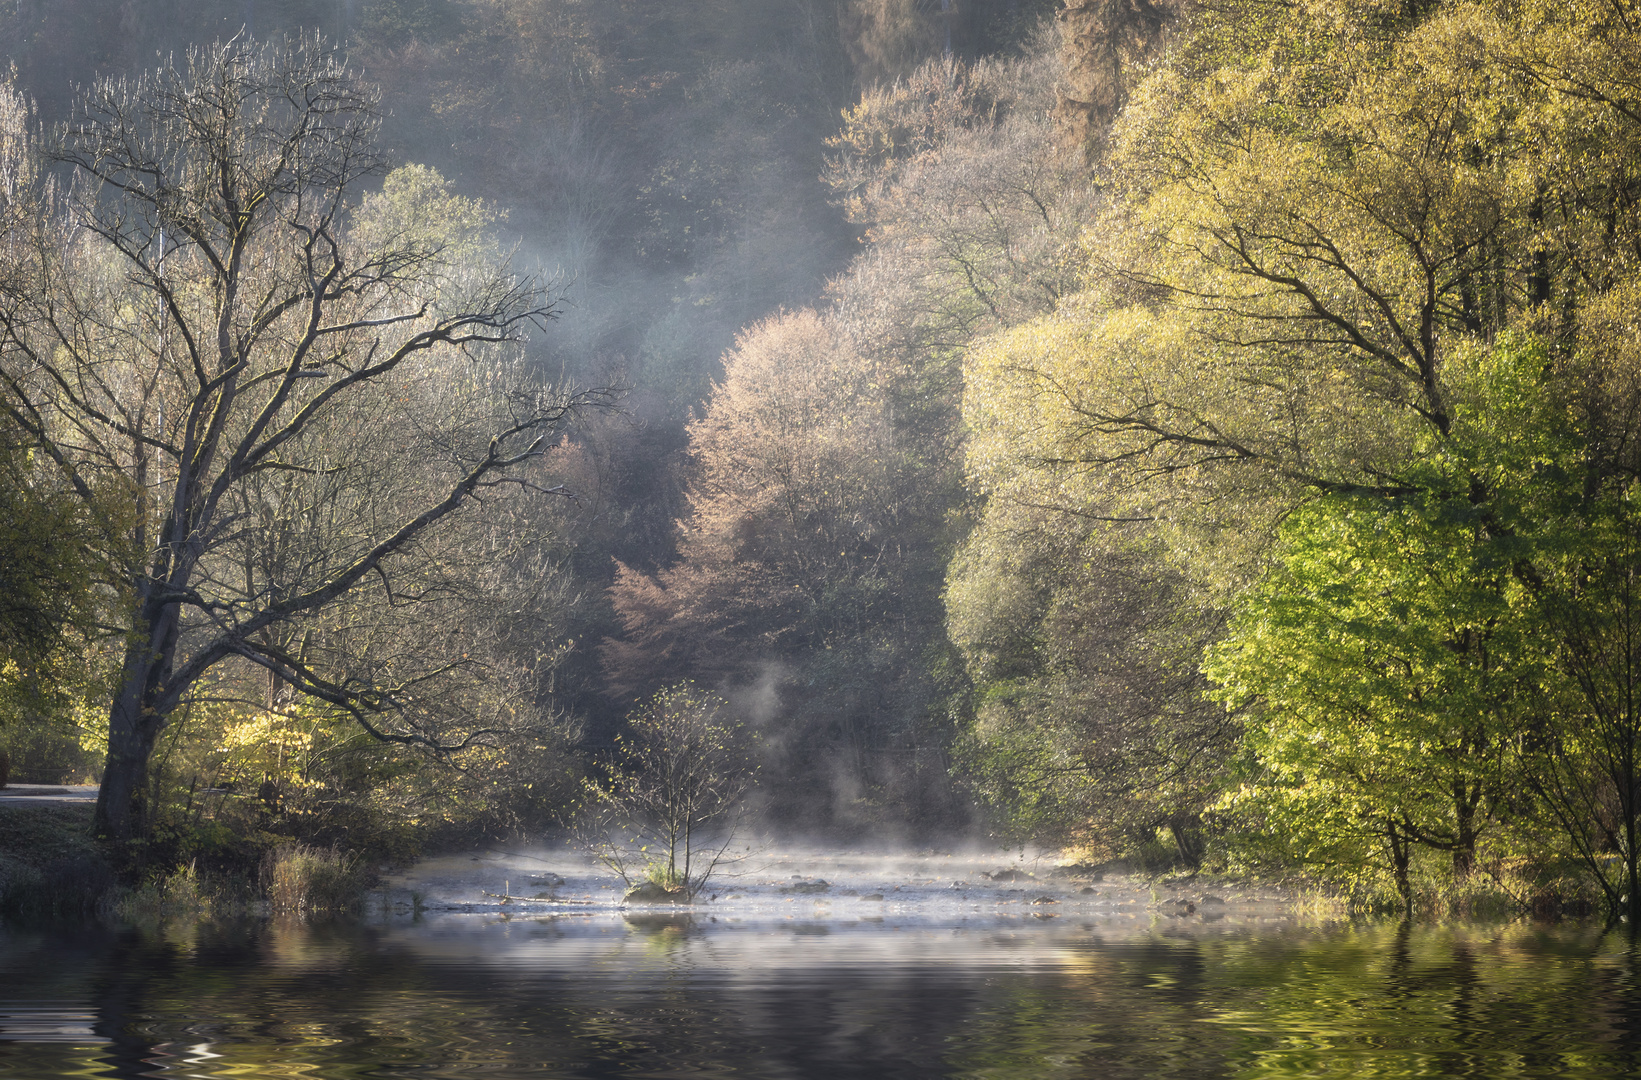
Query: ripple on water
[{"left": 0, "top": 917, "right": 1638, "bottom": 1078}]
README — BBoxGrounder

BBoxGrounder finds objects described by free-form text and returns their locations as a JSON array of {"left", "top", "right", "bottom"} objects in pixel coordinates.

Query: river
[{"left": 0, "top": 851, "right": 1636, "bottom": 1078}]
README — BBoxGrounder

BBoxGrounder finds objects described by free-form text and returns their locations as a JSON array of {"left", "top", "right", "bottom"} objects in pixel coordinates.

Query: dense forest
[{"left": 3, "top": 0, "right": 1641, "bottom": 921}]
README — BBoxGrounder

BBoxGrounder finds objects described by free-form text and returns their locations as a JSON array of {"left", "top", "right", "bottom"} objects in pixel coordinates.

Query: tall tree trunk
[
  {"left": 93, "top": 592, "right": 180, "bottom": 842},
  {"left": 1452, "top": 780, "right": 1478, "bottom": 878},
  {"left": 1388, "top": 818, "right": 1413, "bottom": 918},
  {"left": 94, "top": 696, "right": 160, "bottom": 843}
]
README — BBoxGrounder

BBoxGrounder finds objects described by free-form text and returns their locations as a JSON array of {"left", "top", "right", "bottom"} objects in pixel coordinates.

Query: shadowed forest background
[{"left": 5, "top": 0, "right": 1641, "bottom": 922}]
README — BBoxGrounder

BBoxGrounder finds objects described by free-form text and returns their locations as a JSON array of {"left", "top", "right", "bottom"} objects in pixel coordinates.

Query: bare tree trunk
[{"left": 94, "top": 587, "right": 181, "bottom": 842}]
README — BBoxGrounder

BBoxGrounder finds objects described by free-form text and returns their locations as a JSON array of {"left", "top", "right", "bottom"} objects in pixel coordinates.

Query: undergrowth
[
  {"left": 0, "top": 803, "right": 377, "bottom": 920},
  {"left": 262, "top": 843, "right": 375, "bottom": 915},
  {"left": 0, "top": 803, "right": 113, "bottom": 918}
]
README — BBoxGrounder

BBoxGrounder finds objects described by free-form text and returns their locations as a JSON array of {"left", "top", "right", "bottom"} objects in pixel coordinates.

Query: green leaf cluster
[{"left": 954, "top": 0, "right": 1641, "bottom": 906}]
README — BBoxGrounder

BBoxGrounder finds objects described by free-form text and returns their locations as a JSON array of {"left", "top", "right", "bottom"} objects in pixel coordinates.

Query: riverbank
[
  {"left": 0, "top": 800, "right": 1602, "bottom": 925},
  {"left": 0, "top": 801, "right": 112, "bottom": 917},
  {"left": 368, "top": 847, "right": 1308, "bottom": 924},
  {"left": 0, "top": 799, "right": 375, "bottom": 919}
]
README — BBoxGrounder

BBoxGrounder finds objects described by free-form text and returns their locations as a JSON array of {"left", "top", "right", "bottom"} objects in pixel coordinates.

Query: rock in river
[
  {"left": 784, "top": 881, "right": 831, "bottom": 895},
  {"left": 624, "top": 882, "right": 690, "bottom": 904}
]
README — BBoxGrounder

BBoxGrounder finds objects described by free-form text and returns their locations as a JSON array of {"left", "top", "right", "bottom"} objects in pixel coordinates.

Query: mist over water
[
  {"left": 7, "top": 848, "right": 1637, "bottom": 1077},
  {"left": 388, "top": 844, "right": 1205, "bottom": 921},
  {"left": 6, "top": 6, "right": 1641, "bottom": 1077}
]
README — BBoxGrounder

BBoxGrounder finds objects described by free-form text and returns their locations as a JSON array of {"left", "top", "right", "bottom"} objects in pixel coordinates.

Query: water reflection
[{"left": 0, "top": 915, "right": 1636, "bottom": 1078}]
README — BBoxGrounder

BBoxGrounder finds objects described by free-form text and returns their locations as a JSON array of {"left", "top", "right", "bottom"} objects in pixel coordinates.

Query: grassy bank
[
  {"left": 0, "top": 801, "right": 376, "bottom": 920},
  {"left": 0, "top": 802, "right": 113, "bottom": 917},
  {"left": 1077, "top": 842, "right": 1604, "bottom": 923}
]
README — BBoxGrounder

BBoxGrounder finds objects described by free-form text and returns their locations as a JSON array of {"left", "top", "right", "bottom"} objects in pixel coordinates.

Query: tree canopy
[
  {"left": 955, "top": 0, "right": 1641, "bottom": 913},
  {"left": 0, "top": 36, "right": 596, "bottom": 841}
]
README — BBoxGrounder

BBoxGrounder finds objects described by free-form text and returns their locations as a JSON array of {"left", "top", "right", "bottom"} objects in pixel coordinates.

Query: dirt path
[{"left": 0, "top": 784, "right": 99, "bottom": 805}]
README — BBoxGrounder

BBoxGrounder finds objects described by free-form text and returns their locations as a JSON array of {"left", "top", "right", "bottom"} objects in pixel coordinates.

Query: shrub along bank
[{"left": 0, "top": 801, "right": 377, "bottom": 920}]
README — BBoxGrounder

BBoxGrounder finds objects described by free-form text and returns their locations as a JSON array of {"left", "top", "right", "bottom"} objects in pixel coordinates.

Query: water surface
[{"left": 1, "top": 909, "right": 1637, "bottom": 1078}]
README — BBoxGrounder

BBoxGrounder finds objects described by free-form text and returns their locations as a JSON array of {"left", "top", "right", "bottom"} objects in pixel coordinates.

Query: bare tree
[
  {"left": 0, "top": 37, "right": 598, "bottom": 842},
  {"left": 581, "top": 684, "right": 754, "bottom": 901}
]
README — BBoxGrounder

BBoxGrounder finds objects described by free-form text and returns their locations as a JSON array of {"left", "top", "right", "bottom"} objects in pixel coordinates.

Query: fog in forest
[
  {"left": 8, "top": 0, "right": 1641, "bottom": 933},
  {"left": 0, "top": 0, "right": 1069, "bottom": 847}
]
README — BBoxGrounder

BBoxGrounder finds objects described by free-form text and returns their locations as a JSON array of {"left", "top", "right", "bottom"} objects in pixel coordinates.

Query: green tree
[
  {"left": 1204, "top": 336, "right": 1573, "bottom": 905},
  {"left": 1204, "top": 326, "right": 1641, "bottom": 920},
  {"left": 1206, "top": 496, "right": 1523, "bottom": 903},
  {"left": 1511, "top": 312, "right": 1641, "bottom": 921},
  {"left": 1527, "top": 524, "right": 1641, "bottom": 924},
  {"left": 957, "top": 0, "right": 1641, "bottom": 884},
  {"left": 970, "top": 0, "right": 1641, "bottom": 563}
]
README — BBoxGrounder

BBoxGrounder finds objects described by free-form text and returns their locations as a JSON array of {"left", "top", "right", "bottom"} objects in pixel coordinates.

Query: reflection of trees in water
[
  {"left": 1191, "top": 923, "right": 1628, "bottom": 1079},
  {"left": 2, "top": 920, "right": 1638, "bottom": 1077},
  {"left": 943, "top": 924, "right": 1641, "bottom": 1079}
]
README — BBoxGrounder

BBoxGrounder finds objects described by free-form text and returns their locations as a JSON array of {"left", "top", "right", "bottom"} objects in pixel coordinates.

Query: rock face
[
  {"left": 1055, "top": 0, "right": 1185, "bottom": 157},
  {"left": 624, "top": 881, "right": 690, "bottom": 904}
]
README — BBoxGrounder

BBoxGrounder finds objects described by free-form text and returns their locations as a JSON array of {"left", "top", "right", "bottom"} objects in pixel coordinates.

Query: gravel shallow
[{"left": 371, "top": 847, "right": 1299, "bottom": 928}]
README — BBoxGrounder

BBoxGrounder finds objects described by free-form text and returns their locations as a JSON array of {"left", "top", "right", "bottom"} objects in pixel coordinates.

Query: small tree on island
[{"left": 581, "top": 684, "right": 755, "bottom": 901}]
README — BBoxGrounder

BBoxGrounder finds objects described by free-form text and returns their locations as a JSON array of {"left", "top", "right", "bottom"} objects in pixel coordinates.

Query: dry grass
[{"left": 262, "top": 844, "right": 373, "bottom": 915}]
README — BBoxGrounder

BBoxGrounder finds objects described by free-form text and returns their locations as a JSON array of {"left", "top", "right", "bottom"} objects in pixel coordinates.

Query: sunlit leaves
[
  {"left": 1202, "top": 333, "right": 1592, "bottom": 887},
  {"left": 953, "top": 0, "right": 1641, "bottom": 868}
]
